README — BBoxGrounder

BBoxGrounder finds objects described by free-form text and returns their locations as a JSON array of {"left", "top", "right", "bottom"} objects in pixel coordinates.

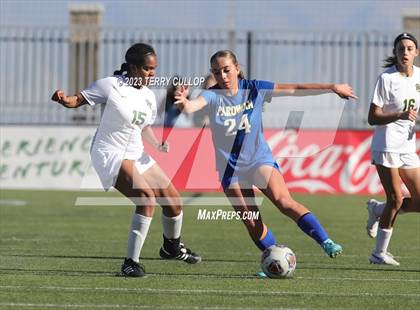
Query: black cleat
[
  {"left": 160, "top": 242, "right": 202, "bottom": 264},
  {"left": 120, "top": 258, "right": 146, "bottom": 277}
]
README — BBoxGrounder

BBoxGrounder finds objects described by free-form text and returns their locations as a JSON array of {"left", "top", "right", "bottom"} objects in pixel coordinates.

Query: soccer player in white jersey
[
  {"left": 51, "top": 43, "right": 201, "bottom": 277},
  {"left": 366, "top": 33, "right": 420, "bottom": 266}
]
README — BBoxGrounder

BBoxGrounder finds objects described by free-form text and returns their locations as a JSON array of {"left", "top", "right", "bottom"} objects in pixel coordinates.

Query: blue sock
[
  {"left": 254, "top": 227, "right": 276, "bottom": 251},
  {"left": 297, "top": 212, "right": 329, "bottom": 245}
]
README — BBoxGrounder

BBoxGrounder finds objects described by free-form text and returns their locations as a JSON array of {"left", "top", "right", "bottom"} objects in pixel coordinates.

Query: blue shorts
[{"left": 220, "top": 161, "right": 280, "bottom": 190}]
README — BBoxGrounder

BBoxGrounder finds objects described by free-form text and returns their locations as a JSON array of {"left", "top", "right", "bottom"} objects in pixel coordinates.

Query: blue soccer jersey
[{"left": 200, "top": 79, "right": 276, "bottom": 185}]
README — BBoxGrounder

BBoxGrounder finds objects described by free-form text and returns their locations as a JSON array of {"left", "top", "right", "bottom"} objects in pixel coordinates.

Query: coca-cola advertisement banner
[{"left": 146, "top": 128, "right": 420, "bottom": 195}]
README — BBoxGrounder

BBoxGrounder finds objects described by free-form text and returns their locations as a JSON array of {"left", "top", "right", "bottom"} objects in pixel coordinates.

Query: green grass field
[{"left": 0, "top": 190, "right": 419, "bottom": 310}]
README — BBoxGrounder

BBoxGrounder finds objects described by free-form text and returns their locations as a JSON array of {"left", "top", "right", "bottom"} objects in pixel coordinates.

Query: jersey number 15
[{"left": 132, "top": 111, "right": 147, "bottom": 125}]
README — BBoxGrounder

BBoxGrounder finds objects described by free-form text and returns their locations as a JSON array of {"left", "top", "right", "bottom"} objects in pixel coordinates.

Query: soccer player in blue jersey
[{"left": 175, "top": 50, "right": 357, "bottom": 267}]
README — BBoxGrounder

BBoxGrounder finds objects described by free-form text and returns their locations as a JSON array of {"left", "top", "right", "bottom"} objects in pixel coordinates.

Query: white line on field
[
  {"left": 294, "top": 276, "right": 420, "bottom": 282},
  {"left": 0, "top": 286, "right": 418, "bottom": 298},
  {"left": 0, "top": 200, "right": 27, "bottom": 206},
  {"left": 0, "top": 303, "right": 306, "bottom": 310},
  {"left": 2, "top": 253, "right": 420, "bottom": 264},
  {"left": 74, "top": 196, "right": 264, "bottom": 206},
  {"left": 164, "top": 274, "right": 420, "bottom": 282},
  {"left": 1, "top": 250, "right": 419, "bottom": 260},
  {"left": 0, "top": 270, "right": 419, "bottom": 282}
]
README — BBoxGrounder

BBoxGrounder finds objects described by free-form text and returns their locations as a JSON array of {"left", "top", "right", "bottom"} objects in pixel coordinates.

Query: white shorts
[
  {"left": 371, "top": 151, "right": 420, "bottom": 169},
  {"left": 91, "top": 149, "right": 156, "bottom": 191},
  {"left": 134, "top": 152, "right": 156, "bottom": 174}
]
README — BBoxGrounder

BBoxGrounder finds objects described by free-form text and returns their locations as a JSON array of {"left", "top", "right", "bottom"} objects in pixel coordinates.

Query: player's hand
[
  {"left": 400, "top": 108, "right": 418, "bottom": 122},
  {"left": 175, "top": 85, "right": 190, "bottom": 98},
  {"left": 51, "top": 90, "right": 69, "bottom": 105},
  {"left": 174, "top": 92, "right": 189, "bottom": 111},
  {"left": 332, "top": 84, "right": 358, "bottom": 100},
  {"left": 158, "top": 141, "right": 170, "bottom": 153}
]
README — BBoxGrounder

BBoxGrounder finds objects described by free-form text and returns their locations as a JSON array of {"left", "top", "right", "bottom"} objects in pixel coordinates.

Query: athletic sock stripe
[{"left": 371, "top": 253, "right": 382, "bottom": 260}]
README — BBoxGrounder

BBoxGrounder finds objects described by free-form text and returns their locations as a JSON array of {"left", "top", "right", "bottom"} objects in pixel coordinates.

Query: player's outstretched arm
[
  {"left": 51, "top": 90, "right": 87, "bottom": 108},
  {"left": 174, "top": 86, "right": 207, "bottom": 113},
  {"left": 368, "top": 103, "right": 418, "bottom": 126},
  {"left": 142, "top": 125, "right": 169, "bottom": 153},
  {"left": 272, "top": 83, "right": 358, "bottom": 100}
]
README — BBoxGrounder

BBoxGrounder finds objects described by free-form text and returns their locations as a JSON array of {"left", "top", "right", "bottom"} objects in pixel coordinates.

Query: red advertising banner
[{"left": 145, "top": 128, "right": 420, "bottom": 195}]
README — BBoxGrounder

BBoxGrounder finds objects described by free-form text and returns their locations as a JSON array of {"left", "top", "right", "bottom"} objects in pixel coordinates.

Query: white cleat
[
  {"left": 366, "top": 199, "right": 380, "bottom": 238},
  {"left": 369, "top": 252, "right": 400, "bottom": 266}
]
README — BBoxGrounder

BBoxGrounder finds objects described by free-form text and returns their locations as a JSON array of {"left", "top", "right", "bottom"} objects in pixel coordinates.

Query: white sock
[
  {"left": 127, "top": 213, "right": 152, "bottom": 263},
  {"left": 161, "top": 211, "right": 183, "bottom": 239},
  {"left": 373, "top": 202, "right": 386, "bottom": 217},
  {"left": 374, "top": 228, "right": 393, "bottom": 255}
]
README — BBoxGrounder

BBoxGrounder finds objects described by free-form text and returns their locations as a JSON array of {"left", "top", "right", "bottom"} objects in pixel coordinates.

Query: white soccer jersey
[
  {"left": 81, "top": 76, "right": 157, "bottom": 160},
  {"left": 81, "top": 76, "right": 157, "bottom": 190},
  {"left": 371, "top": 65, "right": 420, "bottom": 153}
]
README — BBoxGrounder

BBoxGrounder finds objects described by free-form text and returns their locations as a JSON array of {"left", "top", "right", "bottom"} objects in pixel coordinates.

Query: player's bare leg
[
  {"left": 370, "top": 165, "right": 401, "bottom": 266},
  {"left": 115, "top": 159, "right": 156, "bottom": 277},
  {"left": 142, "top": 164, "right": 201, "bottom": 264},
  {"left": 255, "top": 165, "right": 343, "bottom": 258}
]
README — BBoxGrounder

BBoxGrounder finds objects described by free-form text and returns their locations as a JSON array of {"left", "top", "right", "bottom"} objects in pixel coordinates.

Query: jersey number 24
[{"left": 224, "top": 114, "right": 251, "bottom": 136}]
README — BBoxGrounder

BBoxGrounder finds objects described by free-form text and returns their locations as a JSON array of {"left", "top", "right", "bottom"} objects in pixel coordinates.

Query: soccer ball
[{"left": 261, "top": 245, "right": 296, "bottom": 279}]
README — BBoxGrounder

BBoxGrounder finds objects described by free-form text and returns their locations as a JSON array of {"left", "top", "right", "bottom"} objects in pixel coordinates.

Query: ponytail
[
  {"left": 114, "top": 63, "right": 129, "bottom": 75},
  {"left": 383, "top": 56, "right": 397, "bottom": 68}
]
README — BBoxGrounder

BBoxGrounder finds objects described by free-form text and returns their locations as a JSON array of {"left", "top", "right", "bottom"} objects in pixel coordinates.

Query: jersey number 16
[{"left": 403, "top": 99, "right": 415, "bottom": 112}]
